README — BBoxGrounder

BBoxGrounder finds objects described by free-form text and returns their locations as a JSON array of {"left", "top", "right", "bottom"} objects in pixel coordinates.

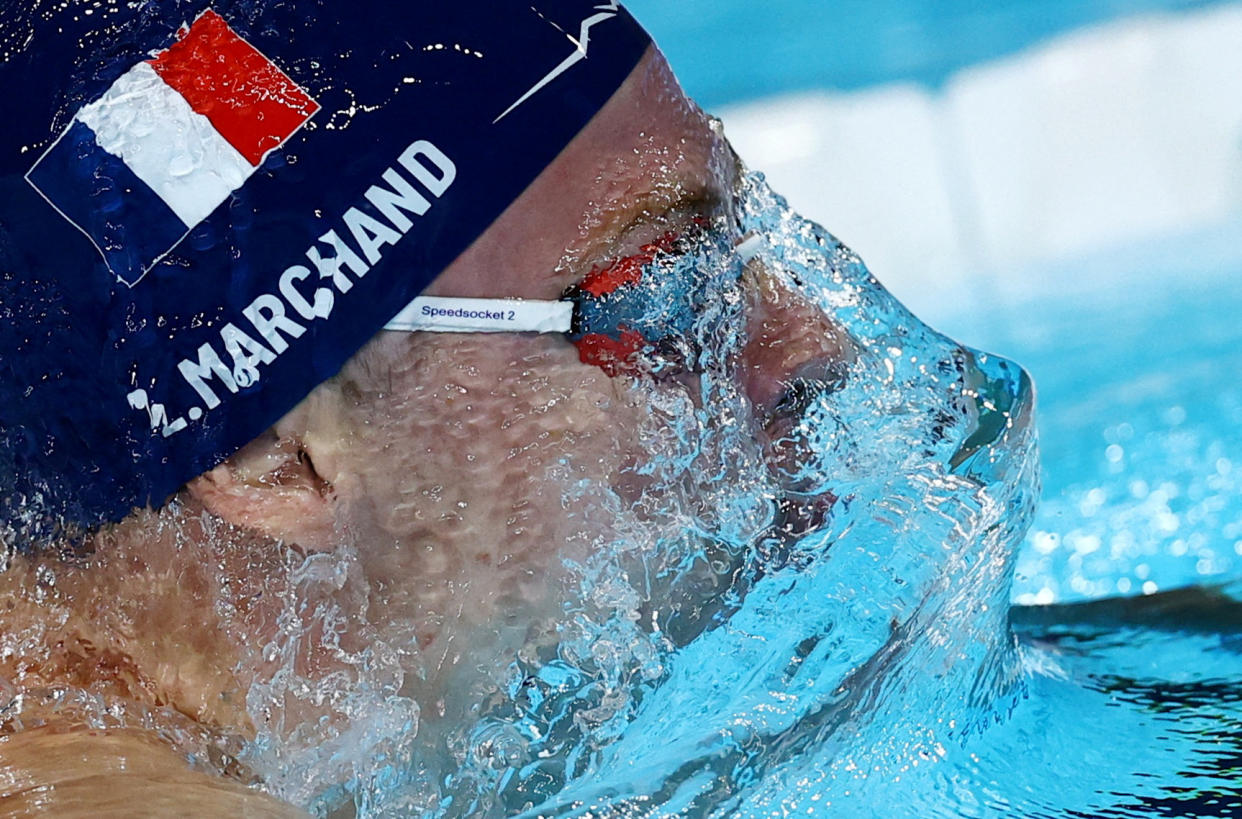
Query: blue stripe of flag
[{"left": 27, "top": 120, "right": 189, "bottom": 285}]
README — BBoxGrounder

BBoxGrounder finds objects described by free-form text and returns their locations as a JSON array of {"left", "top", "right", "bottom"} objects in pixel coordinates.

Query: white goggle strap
[
  {"left": 384, "top": 296, "right": 574, "bottom": 334},
  {"left": 384, "top": 235, "right": 765, "bottom": 334}
]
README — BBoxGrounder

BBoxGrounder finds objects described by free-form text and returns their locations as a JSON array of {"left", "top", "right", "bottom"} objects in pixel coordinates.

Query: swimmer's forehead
[{"left": 426, "top": 51, "right": 734, "bottom": 302}]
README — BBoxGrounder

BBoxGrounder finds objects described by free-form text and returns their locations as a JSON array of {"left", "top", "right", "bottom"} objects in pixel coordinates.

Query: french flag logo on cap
[{"left": 26, "top": 10, "right": 319, "bottom": 287}]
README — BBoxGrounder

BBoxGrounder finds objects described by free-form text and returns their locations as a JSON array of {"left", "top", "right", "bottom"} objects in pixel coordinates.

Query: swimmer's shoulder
[
  {"left": 0, "top": 725, "right": 306, "bottom": 817},
  {"left": 0, "top": 519, "right": 300, "bottom": 816}
]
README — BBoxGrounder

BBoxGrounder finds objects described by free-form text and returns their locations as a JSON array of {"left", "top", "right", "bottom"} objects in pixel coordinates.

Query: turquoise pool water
[
  {"left": 985, "top": 245, "right": 1242, "bottom": 605},
  {"left": 625, "top": 0, "right": 1235, "bottom": 107}
]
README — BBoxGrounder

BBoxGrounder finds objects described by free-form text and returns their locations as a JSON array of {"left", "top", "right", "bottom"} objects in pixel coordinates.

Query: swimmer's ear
[{"left": 186, "top": 429, "right": 337, "bottom": 550}]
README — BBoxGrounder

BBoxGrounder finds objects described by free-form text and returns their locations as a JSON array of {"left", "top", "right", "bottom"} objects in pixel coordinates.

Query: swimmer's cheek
[{"left": 0, "top": 726, "right": 307, "bottom": 818}]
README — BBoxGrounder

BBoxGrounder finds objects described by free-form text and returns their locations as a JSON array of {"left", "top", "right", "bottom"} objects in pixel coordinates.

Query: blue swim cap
[{"left": 0, "top": 2, "right": 651, "bottom": 537}]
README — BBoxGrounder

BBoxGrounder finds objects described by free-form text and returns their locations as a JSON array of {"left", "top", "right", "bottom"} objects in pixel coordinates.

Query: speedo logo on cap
[{"left": 25, "top": 9, "right": 319, "bottom": 287}]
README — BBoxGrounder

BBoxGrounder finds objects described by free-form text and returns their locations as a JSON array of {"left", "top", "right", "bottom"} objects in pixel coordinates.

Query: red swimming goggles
[{"left": 384, "top": 227, "right": 764, "bottom": 378}]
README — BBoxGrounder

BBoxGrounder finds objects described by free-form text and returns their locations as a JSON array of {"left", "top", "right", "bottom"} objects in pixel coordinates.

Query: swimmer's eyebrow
[
  {"left": 545, "top": 183, "right": 726, "bottom": 287},
  {"left": 586, "top": 185, "right": 724, "bottom": 263},
  {"left": 621, "top": 186, "right": 722, "bottom": 235}
]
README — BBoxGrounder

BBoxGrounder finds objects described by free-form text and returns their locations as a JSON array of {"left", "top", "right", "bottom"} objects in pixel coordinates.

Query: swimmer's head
[
  {"left": 0, "top": 10, "right": 1036, "bottom": 809},
  {"left": 0, "top": 2, "right": 847, "bottom": 553}
]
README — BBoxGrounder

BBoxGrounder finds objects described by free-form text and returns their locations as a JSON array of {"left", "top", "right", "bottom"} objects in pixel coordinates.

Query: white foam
[
  {"left": 722, "top": 85, "right": 974, "bottom": 309},
  {"left": 718, "top": 3, "right": 1242, "bottom": 323}
]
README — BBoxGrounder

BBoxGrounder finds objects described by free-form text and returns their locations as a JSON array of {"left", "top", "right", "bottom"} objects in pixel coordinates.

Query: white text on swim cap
[{"left": 127, "top": 139, "right": 456, "bottom": 439}]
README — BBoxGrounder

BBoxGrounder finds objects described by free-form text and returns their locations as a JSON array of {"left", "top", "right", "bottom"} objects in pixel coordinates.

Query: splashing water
[
  {"left": 5, "top": 166, "right": 1238, "bottom": 818},
  {"left": 253, "top": 169, "right": 1038, "bottom": 816}
]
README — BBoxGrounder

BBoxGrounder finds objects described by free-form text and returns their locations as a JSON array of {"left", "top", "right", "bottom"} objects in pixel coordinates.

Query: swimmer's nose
[{"left": 738, "top": 269, "right": 852, "bottom": 424}]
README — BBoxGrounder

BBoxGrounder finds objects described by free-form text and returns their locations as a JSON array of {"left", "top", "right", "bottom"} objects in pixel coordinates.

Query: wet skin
[{"left": 0, "top": 48, "right": 847, "bottom": 815}]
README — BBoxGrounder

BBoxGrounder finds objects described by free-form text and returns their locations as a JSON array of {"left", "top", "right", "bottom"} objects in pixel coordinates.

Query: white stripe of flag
[{"left": 76, "top": 62, "right": 256, "bottom": 229}]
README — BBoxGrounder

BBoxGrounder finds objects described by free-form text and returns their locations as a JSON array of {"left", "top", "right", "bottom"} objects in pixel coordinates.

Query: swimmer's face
[{"left": 187, "top": 49, "right": 847, "bottom": 646}]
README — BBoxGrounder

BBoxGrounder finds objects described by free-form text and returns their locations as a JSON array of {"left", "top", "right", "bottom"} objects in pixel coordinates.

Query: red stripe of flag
[{"left": 148, "top": 9, "right": 319, "bottom": 167}]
